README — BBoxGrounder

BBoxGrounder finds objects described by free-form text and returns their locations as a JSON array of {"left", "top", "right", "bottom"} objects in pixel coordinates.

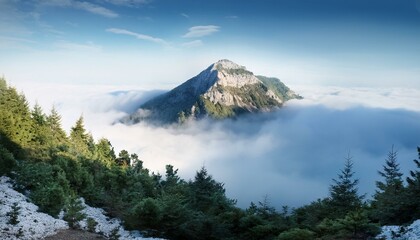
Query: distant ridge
[{"left": 124, "top": 59, "right": 302, "bottom": 124}]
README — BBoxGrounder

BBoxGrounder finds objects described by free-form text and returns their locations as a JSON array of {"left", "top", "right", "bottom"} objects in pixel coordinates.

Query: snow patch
[
  {"left": 0, "top": 176, "right": 162, "bottom": 239},
  {"left": 377, "top": 219, "right": 420, "bottom": 240},
  {"left": 77, "top": 198, "right": 162, "bottom": 240},
  {"left": 0, "top": 176, "right": 68, "bottom": 239}
]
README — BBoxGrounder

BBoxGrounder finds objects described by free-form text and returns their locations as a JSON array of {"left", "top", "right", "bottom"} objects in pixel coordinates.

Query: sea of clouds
[{"left": 15, "top": 82, "right": 420, "bottom": 209}]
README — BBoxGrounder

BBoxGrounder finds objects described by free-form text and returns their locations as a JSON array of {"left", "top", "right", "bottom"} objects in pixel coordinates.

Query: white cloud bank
[{"left": 16, "top": 83, "right": 420, "bottom": 209}]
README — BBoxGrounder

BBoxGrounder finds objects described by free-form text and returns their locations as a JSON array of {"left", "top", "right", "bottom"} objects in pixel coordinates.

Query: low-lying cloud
[{"left": 19, "top": 83, "right": 420, "bottom": 208}]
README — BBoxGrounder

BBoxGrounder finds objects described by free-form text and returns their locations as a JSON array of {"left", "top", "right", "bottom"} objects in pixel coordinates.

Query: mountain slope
[{"left": 125, "top": 59, "right": 302, "bottom": 124}]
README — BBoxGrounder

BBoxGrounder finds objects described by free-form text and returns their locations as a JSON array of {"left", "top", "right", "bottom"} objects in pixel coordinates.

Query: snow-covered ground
[
  {"left": 0, "top": 176, "right": 162, "bottom": 240},
  {"left": 0, "top": 176, "right": 68, "bottom": 239},
  {"left": 77, "top": 198, "right": 162, "bottom": 239},
  {"left": 377, "top": 219, "right": 420, "bottom": 240}
]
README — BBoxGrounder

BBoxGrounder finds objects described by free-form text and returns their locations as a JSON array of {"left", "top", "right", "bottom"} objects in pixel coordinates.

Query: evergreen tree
[
  {"left": 7, "top": 202, "right": 21, "bottom": 225},
  {"left": 0, "top": 78, "right": 33, "bottom": 157},
  {"left": 0, "top": 145, "right": 16, "bottom": 176},
  {"left": 372, "top": 146, "right": 406, "bottom": 224},
  {"left": 63, "top": 195, "right": 86, "bottom": 229},
  {"left": 46, "top": 106, "right": 68, "bottom": 147},
  {"left": 95, "top": 138, "right": 116, "bottom": 166},
  {"left": 117, "top": 150, "right": 130, "bottom": 166},
  {"left": 30, "top": 103, "right": 51, "bottom": 160},
  {"left": 189, "top": 167, "right": 227, "bottom": 212},
  {"left": 328, "top": 154, "right": 363, "bottom": 218},
  {"left": 164, "top": 165, "right": 180, "bottom": 184},
  {"left": 406, "top": 147, "right": 420, "bottom": 221},
  {"left": 70, "top": 116, "right": 90, "bottom": 156}
]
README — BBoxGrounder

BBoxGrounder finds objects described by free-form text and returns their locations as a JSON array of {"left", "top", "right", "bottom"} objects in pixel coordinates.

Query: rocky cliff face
[{"left": 124, "top": 59, "right": 302, "bottom": 124}]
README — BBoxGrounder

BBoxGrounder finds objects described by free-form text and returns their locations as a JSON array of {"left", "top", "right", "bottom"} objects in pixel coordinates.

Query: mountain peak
[
  {"left": 212, "top": 59, "right": 246, "bottom": 71},
  {"left": 124, "top": 60, "right": 302, "bottom": 124}
]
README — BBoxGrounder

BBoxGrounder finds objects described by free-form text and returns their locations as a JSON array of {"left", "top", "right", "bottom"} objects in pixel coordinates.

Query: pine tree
[
  {"left": 406, "top": 147, "right": 420, "bottom": 221},
  {"left": 0, "top": 78, "right": 33, "bottom": 157},
  {"left": 63, "top": 196, "right": 86, "bottom": 229},
  {"left": 329, "top": 154, "right": 363, "bottom": 218},
  {"left": 189, "top": 167, "right": 233, "bottom": 213},
  {"left": 372, "top": 146, "right": 405, "bottom": 224},
  {"left": 117, "top": 150, "right": 130, "bottom": 166},
  {"left": 30, "top": 103, "right": 51, "bottom": 159},
  {"left": 95, "top": 138, "right": 116, "bottom": 166},
  {"left": 7, "top": 202, "right": 20, "bottom": 225},
  {"left": 70, "top": 116, "right": 90, "bottom": 156},
  {"left": 46, "top": 106, "right": 68, "bottom": 147}
]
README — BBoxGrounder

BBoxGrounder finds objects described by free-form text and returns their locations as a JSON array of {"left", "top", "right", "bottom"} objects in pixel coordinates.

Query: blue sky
[{"left": 1, "top": 0, "right": 420, "bottom": 88}]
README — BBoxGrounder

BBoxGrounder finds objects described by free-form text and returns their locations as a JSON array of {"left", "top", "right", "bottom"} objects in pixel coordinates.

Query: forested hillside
[{"left": 1, "top": 77, "right": 420, "bottom": 240}]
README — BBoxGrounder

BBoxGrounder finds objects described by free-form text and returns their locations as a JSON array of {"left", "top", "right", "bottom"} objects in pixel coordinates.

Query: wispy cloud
[
  {"left": 54, "top": 40, "right": 102, "bottom": 52},
  {"left": 76, "top": 2, "right": 118, "bottom": 18},
  {"left": 181, "top": 13, "right": 189, "bottom": 18},
  {"left": 40, "top": 0, "right": 118, "bottom": 18},
  {"left": 103, "top": 0, "right": 151, "bottom": 7},
  {"left": 225, "top": 15, "right": 239, "bottom": 19},
  {"left": 0, "top": 36, "right": 36, "bottom": 50},
  {"left": 182, "top": 40, "right": 203, "bottom": 48},
  {"left": 182, "top": 25, "right": 220, "bottom": 38},
  {"left": 106, "top": 28, "right": 168, "bottom": 45}
]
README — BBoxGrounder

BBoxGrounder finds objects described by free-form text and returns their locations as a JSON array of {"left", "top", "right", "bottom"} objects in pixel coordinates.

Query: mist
[{"left": 18, "top": 83, "right": 420, "bottom": 209}]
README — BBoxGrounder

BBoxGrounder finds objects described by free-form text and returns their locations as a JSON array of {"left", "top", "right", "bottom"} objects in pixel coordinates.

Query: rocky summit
[{"left": 124, "top": 59, "right": 302, "bottom": 124}]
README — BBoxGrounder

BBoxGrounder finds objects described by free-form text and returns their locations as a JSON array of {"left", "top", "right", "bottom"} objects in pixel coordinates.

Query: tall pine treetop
[
  {"left": 376, "top": 146, "right": 403, "bottom": 192},
  {"left": 329, "top": 154, "right": 364, "bottom": 217}
]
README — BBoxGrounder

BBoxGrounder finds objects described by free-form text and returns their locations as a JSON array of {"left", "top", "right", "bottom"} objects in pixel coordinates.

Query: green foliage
[
  {"left": 199, "top": 96, "right": 235, "bottom": 119},
  {"left": 117, "top": 149, "right": 130, "bottom": 166},
  {"left": 131, "top": 197, "right": 163, "bottom": 231},
  {"left": 277, "top": 228, "right": 315, "bottom": 240},
  {"left": 405, "top": 146, "right": 420, "bottom": 221},
  {"left": 0, "top": 78, "right": 32, "bottom": 158},
  {"left": 292, "top": 198, "right": 331, "bottom": 230},
  {"left": 0, "top": 144, "right": 16, "bottom": 176},
  {"left": 317, "top": 209, "right": 380, "bottom": 240},
  {"left": 257, "top": 75, "right": 303, "bottom": 101},
  {"left": 109, "top": 227, "right": 121, "bottom": 240},
  {"left": 17, "top": 162, "right": 70, "bottom": 216},
  {"left": 328, "top": 155, "right": 364, "bottom": 218},
  {"left": 95, "top": 138, "right": 116, "bottom": 166},
  {"left": 70, "top": 116, "right": 94, "bottom": 157},
  {"left": 7, "top": 202, "right": 20, "bottom": 225},
  {"left": 63, "top": 196, "right": 86, "bottom": 229},
  {"left": 372, "top": 146, "right": 407, "bottom": 225},
  {"left": 86, "top": 217, "right": 98, "bottom": 233},
  {"left": 31, "top": 181, "right": 68, "bottom": 217},
  {"left": 46, "top": 106, "right": 68, "bottom": 147}
]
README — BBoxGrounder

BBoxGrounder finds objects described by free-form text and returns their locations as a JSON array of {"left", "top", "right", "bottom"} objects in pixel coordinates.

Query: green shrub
[
  {"left": 86, "top": 217, "right": 98, "bottom": 232},
  {"left": 63, "top": 196, "right": 86, "bottom": 229},
  {"left": 277, "top": 228, "right": 315, "bottom": 240},
  {"left": 0, "top": 145, "right": 16, "bottom": 176},
  {"left": 7, "top": 202, "right": 20, "bottom": 225}
]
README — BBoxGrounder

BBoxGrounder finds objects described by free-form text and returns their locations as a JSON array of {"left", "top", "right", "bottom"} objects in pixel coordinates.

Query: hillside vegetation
[{"left": 1, "top": 77, "right": 420, "bottom": 240}]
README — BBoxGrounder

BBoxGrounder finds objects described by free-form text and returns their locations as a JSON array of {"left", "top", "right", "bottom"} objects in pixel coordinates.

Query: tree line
[{"left": 1, "top": 77, "right": 419, "bottom": 240}]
